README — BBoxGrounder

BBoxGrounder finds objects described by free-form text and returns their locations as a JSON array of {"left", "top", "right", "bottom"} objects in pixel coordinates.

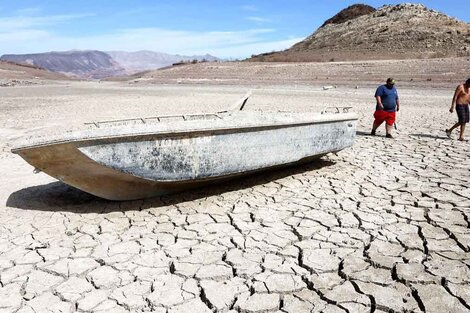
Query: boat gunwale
[{"left": 11, "top": 113, "right": 357, "bottom": 153}]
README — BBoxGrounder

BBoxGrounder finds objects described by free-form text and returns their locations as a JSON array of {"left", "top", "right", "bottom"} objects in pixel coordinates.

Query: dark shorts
[
  {"left": 374, "top": 110, "right": 396, "bottom": 126},
  {"left": 456, "top": 104, "right": 469, "bottom": 124}
]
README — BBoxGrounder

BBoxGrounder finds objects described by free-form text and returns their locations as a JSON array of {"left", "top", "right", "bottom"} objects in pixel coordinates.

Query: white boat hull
[{"left": 12, "top": 111, "right": 357, "bottom": 200}]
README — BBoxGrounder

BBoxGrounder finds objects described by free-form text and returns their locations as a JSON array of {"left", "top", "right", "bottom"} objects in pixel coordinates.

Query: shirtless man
[{"left": 446, "top": 78, "right": 470, "bottom": 141}]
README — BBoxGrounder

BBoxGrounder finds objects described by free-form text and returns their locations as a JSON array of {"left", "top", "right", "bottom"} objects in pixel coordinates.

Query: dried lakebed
[{"left": 0, "top": 83, "right": 469, "bottom": 312}]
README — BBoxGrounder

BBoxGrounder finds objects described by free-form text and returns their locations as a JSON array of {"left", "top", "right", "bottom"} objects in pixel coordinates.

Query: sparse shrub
[
  {"left": 430, "top": 51, "right": 446, "bottom": 58},
  {"left": 417, "top": 35, "right": 427, "bottom": 41}
]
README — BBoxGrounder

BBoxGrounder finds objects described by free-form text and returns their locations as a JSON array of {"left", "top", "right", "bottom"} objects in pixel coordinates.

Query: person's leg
[
  {"left": 459, "top": 123, "right": 466, "bottom": 140},
  {"left": 452, "top": 105, "right": 466, "bottom": 139},
  {"left": 385, "top": 124, "right": 393, "bottom": 138},
  {"left": 371, "top": 111, "right": 384, "bottom": 135},
  {"left": 446, "top": 122, "right": 461, "bottom": 138},
  {"left": 384, "top": 112, "right": 395, "bottom": 138},
  {"left": 448, "top": 122, "right": 461, "bottom": 132},
  {"left": 461, "top": 105, "right": 470, "bottom": 140},
  {"left": 371, "top": 121, "right": 382, "bottom": 135}
]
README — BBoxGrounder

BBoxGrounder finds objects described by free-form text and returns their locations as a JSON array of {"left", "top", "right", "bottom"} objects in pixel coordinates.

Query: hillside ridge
[{"left": 249, "top": 3, "right": 470, "bottom": 62}]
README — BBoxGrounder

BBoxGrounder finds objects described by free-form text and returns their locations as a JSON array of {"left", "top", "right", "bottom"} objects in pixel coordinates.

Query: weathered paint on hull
[
  {"left": 13, "top": 114, "right": 357, "bottom": 200},
  {"left": 16, "top": 143, "right": 329, "bottom": 201}
]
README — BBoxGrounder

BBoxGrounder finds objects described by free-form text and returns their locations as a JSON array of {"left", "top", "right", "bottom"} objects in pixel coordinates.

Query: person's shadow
[
  {"left": 356, "top": 131, "right": 372, "bottom": 136},
  {"left": 410, "top": 133, "right": 450, "bottom": 140},
  {"left": 7, "top": 159, "right": 335, "bottom": 213}
]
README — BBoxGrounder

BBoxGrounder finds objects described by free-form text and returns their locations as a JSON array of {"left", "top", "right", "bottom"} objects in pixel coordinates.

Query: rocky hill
[
  {"left": 320, "top": 4, "right": 376, "bottom": 28},
  {"left": 249, "top": 3, "right": 470, "bottom": 62},
  {"left": 0, "top": 50, "right": 125, "bottom": 79}
]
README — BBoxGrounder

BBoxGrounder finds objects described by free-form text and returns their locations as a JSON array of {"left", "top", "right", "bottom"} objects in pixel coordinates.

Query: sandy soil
[
  {"left": 0, "top": 61, "right": 69, "bottom": 82},
  {"left": 0, "top": 60, "right": 469, "bottom": 312},
  {"left": 129, "top": 57, "right": 470, "bottom": 89}
]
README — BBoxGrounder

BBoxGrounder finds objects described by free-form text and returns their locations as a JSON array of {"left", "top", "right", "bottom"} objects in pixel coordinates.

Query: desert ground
[{"left": 0, "top": 59, "right": 469, "bottom": 312}]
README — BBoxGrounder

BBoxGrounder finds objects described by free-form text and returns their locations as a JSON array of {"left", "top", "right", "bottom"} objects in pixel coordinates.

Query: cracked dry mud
[{"left": 0, "top": 83, "right": 469, "bottom": 313}]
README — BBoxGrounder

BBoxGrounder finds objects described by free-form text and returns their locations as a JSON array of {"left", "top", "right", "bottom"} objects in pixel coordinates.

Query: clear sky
[{"left": 0, "top": 1, "right": 466, "bottom": 59}]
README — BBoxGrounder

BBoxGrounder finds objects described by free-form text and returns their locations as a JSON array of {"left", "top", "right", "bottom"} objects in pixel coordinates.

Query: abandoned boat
[{"left": 12, "top": 94, "right": 357, "bottom": 200}]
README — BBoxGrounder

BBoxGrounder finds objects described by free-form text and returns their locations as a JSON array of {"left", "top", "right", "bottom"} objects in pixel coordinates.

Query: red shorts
[{"left": 374, "top": 110, "right": 396, "bottom": 126}]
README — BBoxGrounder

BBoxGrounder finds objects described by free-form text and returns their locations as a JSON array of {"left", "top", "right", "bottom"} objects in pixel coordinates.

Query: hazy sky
[{"left": 0, "top": 1, "right": 466, "bottom": 58}]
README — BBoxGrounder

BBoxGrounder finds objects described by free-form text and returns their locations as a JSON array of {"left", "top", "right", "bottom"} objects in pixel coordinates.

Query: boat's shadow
[{"left": 7, "top": 159, "right": 335, "bottom": 213}]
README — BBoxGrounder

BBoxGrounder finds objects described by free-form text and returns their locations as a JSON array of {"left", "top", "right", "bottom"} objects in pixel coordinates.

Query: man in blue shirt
[{"left": 371, "top": 78, "right": 400, "bottom": 138}]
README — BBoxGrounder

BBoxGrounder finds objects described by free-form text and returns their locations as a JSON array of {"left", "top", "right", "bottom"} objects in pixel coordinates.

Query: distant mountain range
[
  {"left": 106, "top": 51, "right": 219, "bottom": 73},
  {"left": 0, "top": 50, "right": 220, "bottom": 79},
  {"left": 0, "top": 51, "right": 125, "bottom": 79}
]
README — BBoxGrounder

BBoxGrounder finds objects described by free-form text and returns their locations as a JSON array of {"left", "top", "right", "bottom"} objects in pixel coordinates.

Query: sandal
[{"left": 445, "top": 129, "right": 452, "bottom": 138}]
